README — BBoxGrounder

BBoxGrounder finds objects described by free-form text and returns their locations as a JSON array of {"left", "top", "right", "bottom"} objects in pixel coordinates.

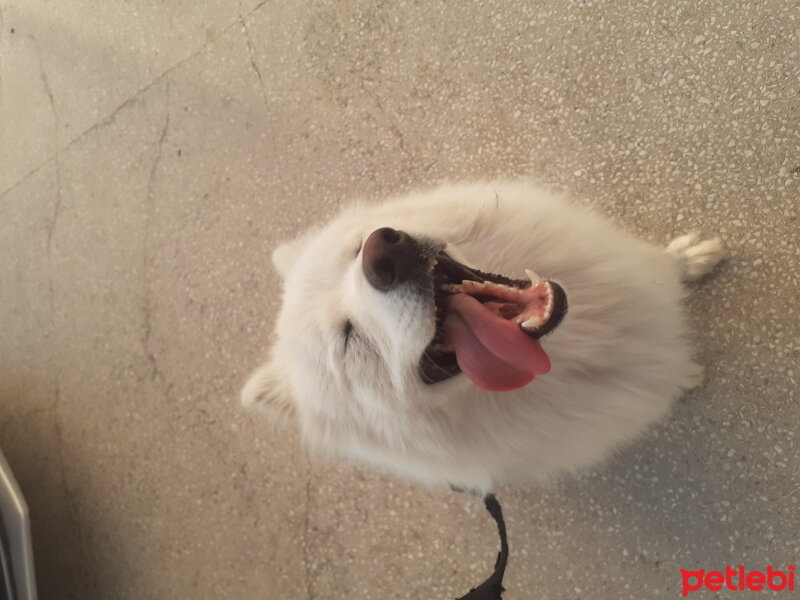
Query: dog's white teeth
[
  {"left": 544, "top": 285, "right": 555, "bottom": 315},
  {"left": 525, "top": 269, "right": 542, "bottom": 287},
  {"left": 521, "top": 316, "right": 544, "bottom": 329},
  {"left": 440, "top": 283, "right": 462, "bottom": 293},
  {"left": 475, "top": 280, "right": 522, "bottom": 295}
]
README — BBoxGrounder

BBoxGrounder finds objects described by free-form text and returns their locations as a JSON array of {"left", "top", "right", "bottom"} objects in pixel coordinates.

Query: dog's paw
[
  {"left": 666, "top": 233, "right": 726, "bottom": 282},
  {"left": 241, "top": 360, "right": 296, "bottom": 425}
]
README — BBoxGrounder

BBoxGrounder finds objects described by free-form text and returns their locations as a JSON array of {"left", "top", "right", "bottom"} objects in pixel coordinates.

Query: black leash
[{"left": 455, "top": 493, "right": 509, "bottom": 600}]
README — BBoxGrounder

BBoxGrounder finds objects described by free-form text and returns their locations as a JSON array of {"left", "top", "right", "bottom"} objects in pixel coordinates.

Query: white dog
[{"left": 242, "top": 182, "right": 724, "bottom": 494}]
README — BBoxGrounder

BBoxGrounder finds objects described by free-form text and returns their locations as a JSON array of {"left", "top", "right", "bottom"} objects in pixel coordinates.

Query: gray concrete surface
[{"left": 1, "top": 1, "right": 798, "bottom": 599}]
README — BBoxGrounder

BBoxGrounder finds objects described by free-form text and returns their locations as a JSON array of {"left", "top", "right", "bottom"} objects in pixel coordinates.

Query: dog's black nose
[{"left": 362, "top": 227, "right": 424, "bottom": 291}]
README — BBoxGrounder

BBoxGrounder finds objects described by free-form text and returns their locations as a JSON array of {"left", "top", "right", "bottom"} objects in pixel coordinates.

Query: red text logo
[{"left": 680, "top": 565, "right": 795, "bottom": 596}]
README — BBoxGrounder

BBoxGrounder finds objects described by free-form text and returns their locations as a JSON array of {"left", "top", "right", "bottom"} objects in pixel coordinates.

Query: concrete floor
[{"left": 1, "top": 1, "right": 798, "bottom": 599}]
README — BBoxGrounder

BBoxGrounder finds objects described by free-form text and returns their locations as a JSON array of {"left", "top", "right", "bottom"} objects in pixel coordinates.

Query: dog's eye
[{"left": 343, "top": 320, "right": 354, "bottom": 350}]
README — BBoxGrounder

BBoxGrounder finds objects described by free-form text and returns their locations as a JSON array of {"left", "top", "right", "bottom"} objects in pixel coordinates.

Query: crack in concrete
[
  {"left": 51, "top": 383, "right": 64, "bottom": 467},
  {"left": 142, "top": 83, "right": 171, "bottom": 391},
  {"left": 239, "top": 8, "right": 282, "bottom": 168},
  {"left": 240, "top": 15, "right": 267, "bottom": 98},
  {"left": 359, "top": 79, "right": 415, "bottom": 171},
  {"left": 0, "top": 162, "right": 50, "bottom": 204},
  {"left": 29, "top": 33, "right": 65, "bottom": 305},
  {"left": 389, "top": 122, "right": 410, "bottom": 157},
  {"left": 0, "top": 0, "right": 276, "bottom": 202}
]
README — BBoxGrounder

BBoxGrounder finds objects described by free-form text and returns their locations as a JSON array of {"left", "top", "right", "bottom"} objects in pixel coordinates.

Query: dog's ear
[
  {"left": 272, "top": 228, "right": 319, "bottom": 279},
  {"left": 241, "top": 357, "right": 295, "bottom": 424}
]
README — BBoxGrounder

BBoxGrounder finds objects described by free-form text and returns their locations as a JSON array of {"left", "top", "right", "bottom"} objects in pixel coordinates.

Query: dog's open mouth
[{"left": 419, "top": 251, "right": 568, "bottom": 391}]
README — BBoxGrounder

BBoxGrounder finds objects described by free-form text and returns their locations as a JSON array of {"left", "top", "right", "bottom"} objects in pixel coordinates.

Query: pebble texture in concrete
[{"left": 1, "top": 1, "right": 798, "bottom": 599}]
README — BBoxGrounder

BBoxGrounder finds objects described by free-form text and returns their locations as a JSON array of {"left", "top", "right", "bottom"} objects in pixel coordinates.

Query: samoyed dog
[{"left": 242, "top": 181, "right": 724, "bottom": 493}]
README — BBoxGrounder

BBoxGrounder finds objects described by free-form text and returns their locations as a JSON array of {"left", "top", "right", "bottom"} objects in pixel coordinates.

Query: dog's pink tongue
[{"left": 443, "top": 294, "right": 551, "bottom": 391}]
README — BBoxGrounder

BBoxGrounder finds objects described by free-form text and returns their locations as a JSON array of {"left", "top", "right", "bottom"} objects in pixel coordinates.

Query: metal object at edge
[{"left": 0, "top": 448, "right": 37, "bottom": 600}]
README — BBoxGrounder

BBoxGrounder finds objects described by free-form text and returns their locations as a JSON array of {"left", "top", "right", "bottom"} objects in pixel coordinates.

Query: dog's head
[
  {"left": 241, "top": 209, "right": 448, "bottom": 430},
  {"left": 241, "top": 201, "right": 567, "bottom": 435}
]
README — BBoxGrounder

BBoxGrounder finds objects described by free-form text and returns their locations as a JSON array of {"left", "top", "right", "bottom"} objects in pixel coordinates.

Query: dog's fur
[{"left": 242, "top": 182, "right": 724, "bottom": 493}]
